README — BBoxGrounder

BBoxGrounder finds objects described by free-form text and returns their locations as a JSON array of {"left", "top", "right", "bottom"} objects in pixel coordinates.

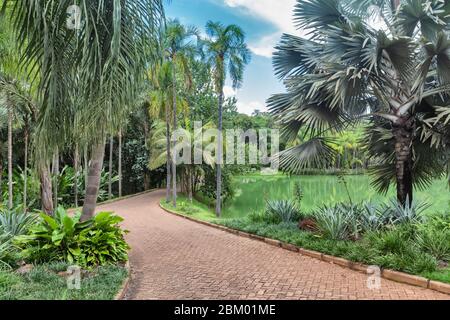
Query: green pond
[{"left": 222, "top": 175, "right": 450, "bottom": 218}]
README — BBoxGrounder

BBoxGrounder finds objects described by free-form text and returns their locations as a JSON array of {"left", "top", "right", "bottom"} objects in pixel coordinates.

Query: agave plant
[
  {"left": 266, "top": 200, "right": 300, "bottom": 224},
  {"left": 268, "top": 0, "right": 450, "bottom": 207},
  {"left": 313, "top": 205, "right": 352, "bottom": 240}
]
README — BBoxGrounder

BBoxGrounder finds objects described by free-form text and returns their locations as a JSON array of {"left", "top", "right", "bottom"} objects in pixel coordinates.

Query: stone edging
[
  {"left": 114, "top": 261, "right": 131, "bottom": 301},
  {"left": 159, "top": 203, "right": 450, "bottom": 296}
]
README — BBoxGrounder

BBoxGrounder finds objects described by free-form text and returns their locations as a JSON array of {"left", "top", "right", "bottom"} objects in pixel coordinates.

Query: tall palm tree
[
  {"left": 202, "top": 21, "right": 251, "bottom": 217},
  {"left": 149, "top": 61, "right": 191, "bottom": 202},
  {"left": 6, "top": 0, "right": 165, "bottom": 219},
  {"left": 268, "top": 0, "right": 450, "bottom": 206},
  {"left": 163, "top": 19, "right": 198, "bottom": 207}
]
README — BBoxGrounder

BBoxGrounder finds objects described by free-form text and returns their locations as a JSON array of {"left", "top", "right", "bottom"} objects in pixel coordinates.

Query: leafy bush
[
  {"left": 199, "top": 166, "right": 235, "bottom": 204},
  {"left": 265, "top": 200, "right": 300, "bottom": 224},
  {"left": 16, "top": 207, "right": 129, "bottom": 268}
]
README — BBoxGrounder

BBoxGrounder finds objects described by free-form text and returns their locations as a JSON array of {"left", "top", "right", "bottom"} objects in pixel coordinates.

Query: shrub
[
  {"left": 384, "top": 197, "right": 428, "bottom": 225},
  {"left": 16, "top": 207, "right": 129, "bottom": 268},
  {"left": 313, "top": 205, "right": 352, "bottom": 240},
  {"left": 178, "top": 201, "right": 199, "bottom": 215},
  {"left": 200, "top": 166, "right": 235, "bottom": 205},
  {"left": 416, "top": 225, "right": 450, "bottom": 262},
  {"left": 266, "top": 200, "right": 300, "bottom": 224},
  {"left": 0, "top": 206, "right": 38, "bottom": 240}
]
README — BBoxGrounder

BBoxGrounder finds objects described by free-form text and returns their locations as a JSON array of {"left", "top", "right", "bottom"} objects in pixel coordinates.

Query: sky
[{"left": 165, "top": 0, "right": 299, "bottom": 115}]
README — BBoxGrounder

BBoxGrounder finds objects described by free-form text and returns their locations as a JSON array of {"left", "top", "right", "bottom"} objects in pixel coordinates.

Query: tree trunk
[
  {"left": 81, "top": 140, "right": 106, "bottom": 221},
  {"left": 52, "top": 149, "right": 59, "bottom": 208},
  {"left": 143, "top": 116, "right": 150, "bottom": 191},
  {"left": 165, "top": 110, "right": 171, "bottom": 203},
  {"left": 74, "top": 144, "right": 79, "bottom": 208},
  {"left": 108, "top": 135, "right": 114, "bottom": 200},
  {"left": 84, "top": 146, "right": 89, "bottom": 191},
  {"left": 215, "top": 89, "right": 224, "bottom": 217},
  {"left": 188, "top": 166, "right": 193, "bottom": 202},
  {"left": 393, "top": 120, "right": 414, "bottom": 206},
  {"left": 39, "top": 163, "right": 54, "bottom": 215},
  {"left": 23, "top": 123, "right": 29, "bottom": 212},
  {"left": 7, "top": 95, "right": 13, "bottom": 210},
  {"left": 172, "top": 63, "right": 178, "bottom": 207},
  {"left": 118, "top": 130, "right": 123, "bottom": 197}
]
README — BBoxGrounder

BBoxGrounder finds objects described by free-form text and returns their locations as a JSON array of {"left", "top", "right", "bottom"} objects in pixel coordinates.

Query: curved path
[{"left": 97, "top": 190, "right": 449, "bottom": 300}]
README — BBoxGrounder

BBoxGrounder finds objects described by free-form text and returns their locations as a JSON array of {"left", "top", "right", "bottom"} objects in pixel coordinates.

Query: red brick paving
[{"left": 97, "top": 190, "right": 450, "bottom": 300}]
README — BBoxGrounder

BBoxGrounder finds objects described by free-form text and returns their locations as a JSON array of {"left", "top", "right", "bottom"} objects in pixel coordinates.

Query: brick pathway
[{"left": 97, "top": 190, "right": 449, "bottom": 300}]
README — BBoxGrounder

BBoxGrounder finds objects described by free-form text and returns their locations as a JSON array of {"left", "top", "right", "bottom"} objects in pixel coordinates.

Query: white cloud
[
  {"left": 223, "top": 85, "right": 237, "bottom": 98},
  {"left": 248, "top": 32, "right": 281, "bottom": 58},
  {"left": 224, "top": 0, "right": 297, "bottom": 33},
  {"left": 223, "top": 0, "right": 300, "bottom": 58},
  {"left": 237, "top": 100, "right": 266, "bottom": 115}
]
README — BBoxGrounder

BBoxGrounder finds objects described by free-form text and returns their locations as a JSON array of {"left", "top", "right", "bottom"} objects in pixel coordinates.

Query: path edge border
[
  {"left": 159, "top": 203, "right": 450, "bottom": 296},
  {"left": 114, "top": 261, "right": 131, "bottom": 301}
]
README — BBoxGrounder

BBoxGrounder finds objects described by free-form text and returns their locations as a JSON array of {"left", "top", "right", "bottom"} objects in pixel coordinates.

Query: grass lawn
[{"left": 0, "top": 263, "right": 127, "bottom": 300}]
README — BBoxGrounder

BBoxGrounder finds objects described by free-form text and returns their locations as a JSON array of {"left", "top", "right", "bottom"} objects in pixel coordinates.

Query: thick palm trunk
[
  {"left": 7, "top": 96, "right": 13, "bottom": 210},
  {"left": 74, "top": 144, "right": 79, "bottom": 208},
  {"left": 215, "top": 89, "right": 224, "bottom": 217},
  {"left": 143, "top": 118, "right": 150, "bottom": 191},
  {"left": 39, "top": 163, "right": 53, "bottom": 215},
  {"left": 118, "top": 130, "right": 122, "bottom": 197},
  {"left": 172, "top": 65, "right": 178, "bottom": 207},
  {"left": 81, "top": 140, "right": 106, "bottom": 221},
  {"left": 108, "top": 135, "right": 114, "bottom": 200},
  {"left": 23, "top": 124, "right": 29, "bottom": 212},
  {"left": 166, "top": 111, "right": 172, "bottom": 203},
  {"left": 393, "top": 120, "right": 414, "bottom": 206}
]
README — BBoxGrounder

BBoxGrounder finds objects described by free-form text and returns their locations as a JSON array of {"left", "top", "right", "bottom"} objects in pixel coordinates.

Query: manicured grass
[
  {"left": 160, "top": 195, "right": 217, "bottom": 221},
  {"left": 225, "top": 175, "right": 449, "bottom": 218},
  {"left": 0, "top": 263, "right": 127, "bottom": 300},
  {"left": 161, "top": 197, "right": 450, "bottom": 285}
]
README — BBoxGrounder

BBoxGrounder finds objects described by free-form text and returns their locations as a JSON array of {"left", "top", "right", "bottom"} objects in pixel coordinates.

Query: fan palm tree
[
  {"left": 268, "top": 0, "right": 450, "bottom": 206},
  {"left": 202, "top": 21, "right": 251, "bottom": 217},
  {"left": 163, "top": 19, "right": 198, "bottom": 207},
  {"left": 4, "top": 0, "right": 165, "bottom": 219}
]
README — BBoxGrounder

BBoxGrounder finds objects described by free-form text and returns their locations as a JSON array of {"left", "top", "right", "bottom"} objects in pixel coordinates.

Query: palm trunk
[
  {"left": 172, "top": 63, "right": 177, "bottom": 207},
  {"left": 118, "top": 130, "right": 123, "bottom": 197},
  {"left": 52, "top": 149, "right": 59, "bottom": 208},
  {"left": 7, "top": 95, "right": 13, "bottom": 210},
  {"left": 74, "top": 144, "right": 79, "bottom": 208},
  {"left": 143, "top": 117, "right": 150, "bottom": 191},
  {"left": 81, "top": 140, "right": 106, "bottom": 221},
  {"left": 394, "top": 120, "right": 414, "bottom": 206},
  {"left": 108, "top": 135, "right": 114, "bottom": 200},
  {"left": 166, "top": 109, "right": 172, "bottom": 203},
  {"left": 39, "top": 163, "right": 53, "bottom": 215},
  {"left": 215, "top": 89, "right": 224, "bottom": 217},
  {"left": 188, "top": 165, "right": 193, "bottom": 202},
  {"left": 23, "top": 123, "right": 29, "bottom": 212},
  {"left": 84, "top": 146, "right": 88, "bottom": 191}
]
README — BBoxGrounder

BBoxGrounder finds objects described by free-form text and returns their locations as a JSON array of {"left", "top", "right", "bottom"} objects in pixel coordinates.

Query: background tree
[{"left": 202, "top": 21, "right": 251, "bottom": 217}]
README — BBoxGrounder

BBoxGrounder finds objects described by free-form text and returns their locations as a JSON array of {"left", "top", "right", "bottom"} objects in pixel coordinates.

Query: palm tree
[
  {"left": 268, "top": 0, "right": 450, "bottom": 206},
  {"left": 202, "top": 21, "right": 251, "bottom": 217},
  {"left": 149, "top": 61, "right": 191, "bottom": 202},
  {"left": 163, "top": 19, "right": 198, "bottom": 207},
  {"left": 6, "top": 0, "right": 165, "bottom": 219}
]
